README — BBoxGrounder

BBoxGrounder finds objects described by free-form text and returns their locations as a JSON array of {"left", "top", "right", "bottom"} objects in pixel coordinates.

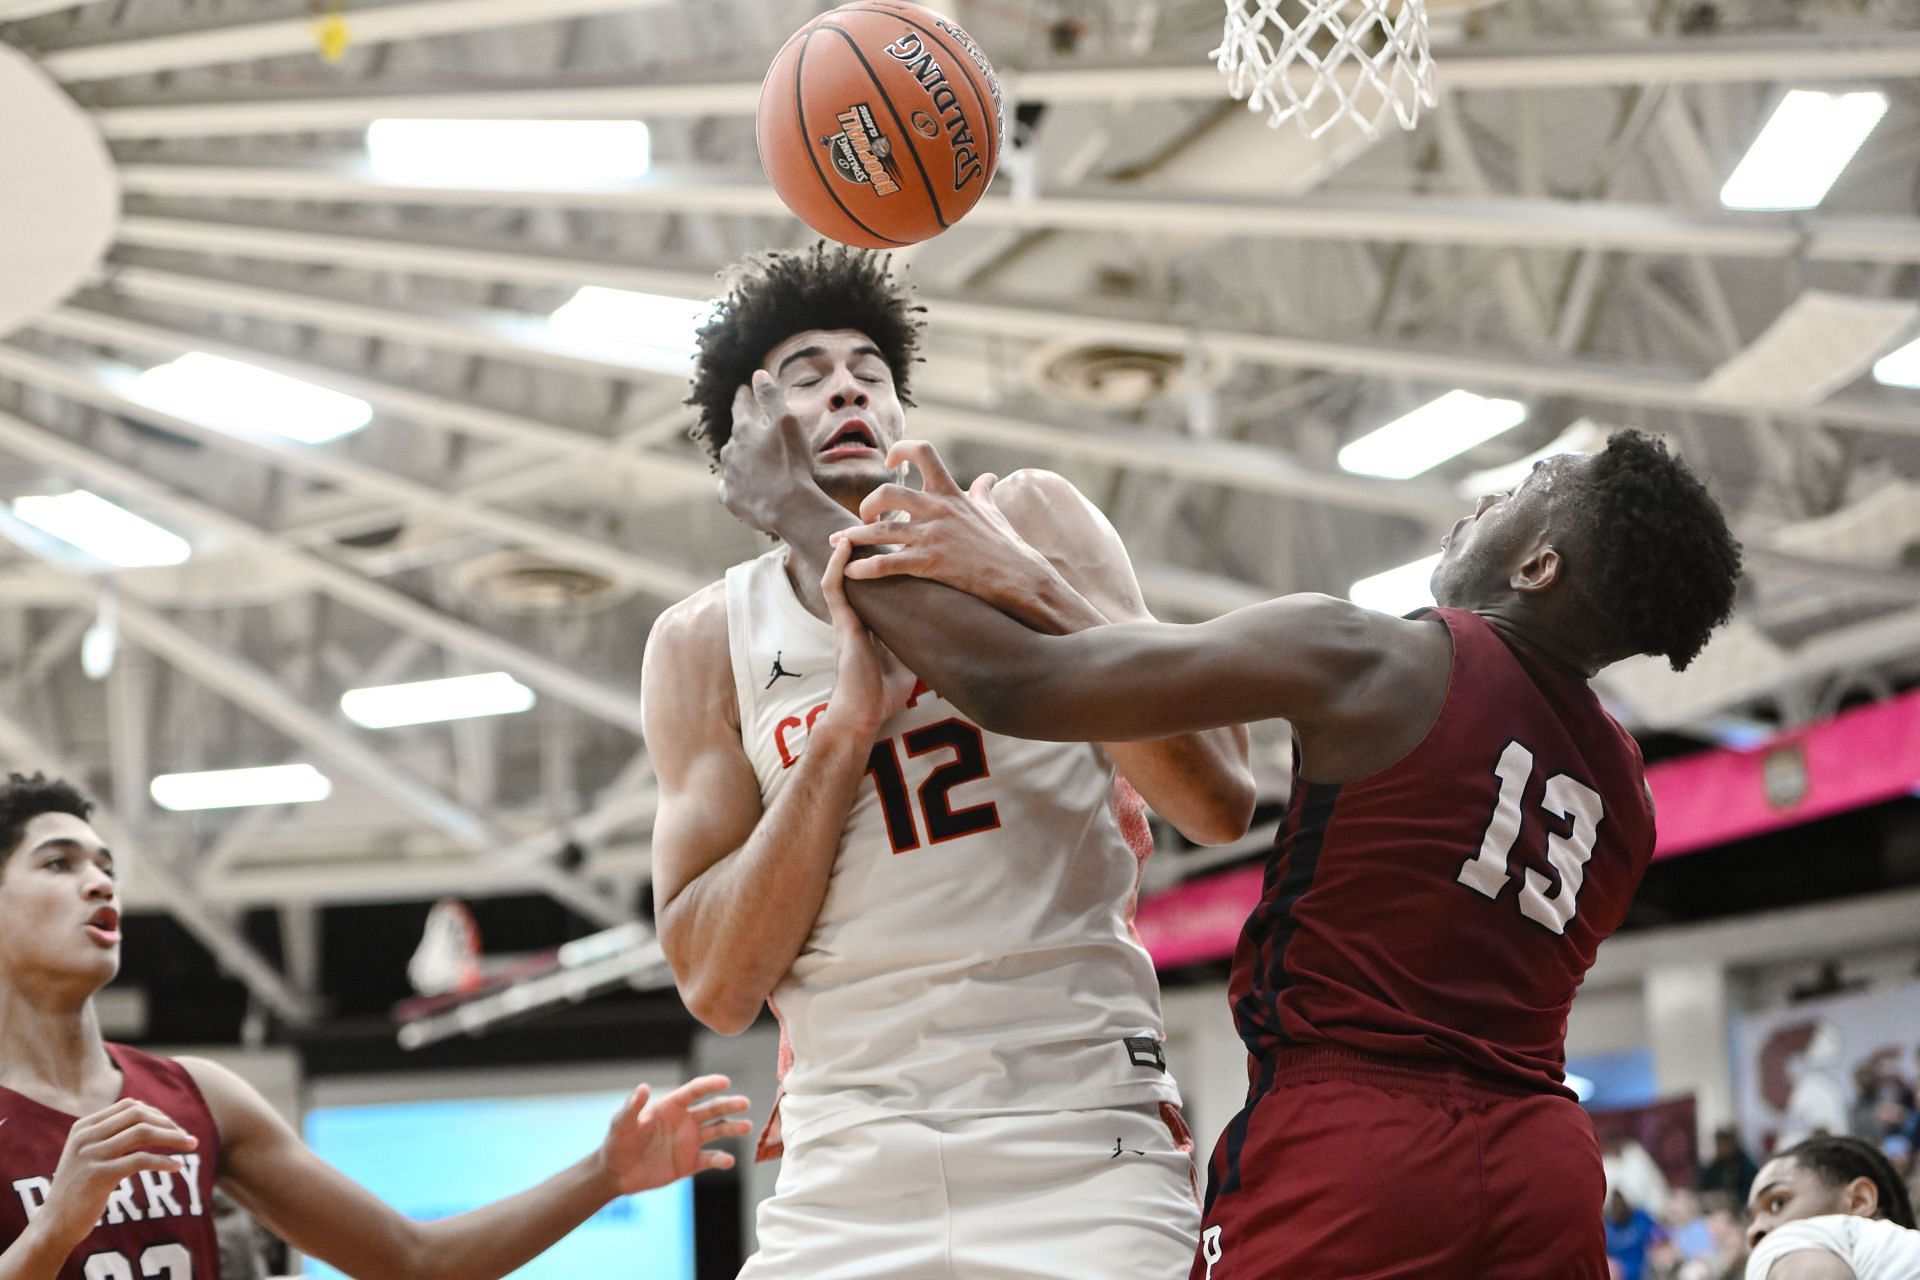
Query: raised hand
[
  {"left": 596, "top": 1075, "right": 752, "bottom": 1194},
  {"left": 38, "top": 1099, "right": 198, "bottom": 1250},
  {"left": 717, "top": 372, "right": 828, "bottom": 539},
  {"left": 836, "top": 440, "right": 1062, "bottom": 618}
]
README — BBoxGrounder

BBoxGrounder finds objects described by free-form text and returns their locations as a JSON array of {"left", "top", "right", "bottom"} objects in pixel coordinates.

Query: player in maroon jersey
[
  {"left": 716, "top": 400, "right": 1742, "bottom": 1279},
  {"left": 0, "top": 772, "right": 752, "bottom": 1280}
]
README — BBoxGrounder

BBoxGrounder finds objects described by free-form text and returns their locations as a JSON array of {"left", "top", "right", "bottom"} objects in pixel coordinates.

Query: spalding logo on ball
[{"left": 758, "top": 1, "right": 1004, "bottom": 248}]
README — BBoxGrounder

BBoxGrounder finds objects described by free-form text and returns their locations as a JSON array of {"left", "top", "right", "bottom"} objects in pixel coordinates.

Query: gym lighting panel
[
  {"left": 366, "top": 119, "right": 650, "bottom": 187},
  {"left": 1338, "top": 390, "right": 1527, "bottom": 480},
  {"left": 341, "top": 671, "right": 536, "bottom": 729},
  {"left": 1719, "top": 90, "right": 1888, "bottom": 211},
  {"left": 1349, "top": 553, "right": 1441, "bottom": 617},
  {"left": 1874, "top": 335, "right": 1920, "bottom": 389},
  {"left": 150, "top": 764, "right": 333, "bottom": 812},
  {"left": 11, "top": 490, "right": 190, "bottom": 568},
  {"left": 131, "top": 354, "right": 373, "bottom": 444},
  {"left": 548, "top": 286, "right": 704, "bottom": 365}
]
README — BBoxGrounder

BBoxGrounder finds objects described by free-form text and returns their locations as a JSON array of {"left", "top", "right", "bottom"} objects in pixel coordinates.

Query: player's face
[
  {"left": 1744, "top": 1157, "right": 1854, "bottom": 1250},
  {"left": 759, "top": 328, "right": 907, "bottom": 503},
  {"left": 1429, "top": 456, "right": 1568, "bottom": 607},
  {"left": 0, "top": 812, "right": 121, "bottom": 989}
]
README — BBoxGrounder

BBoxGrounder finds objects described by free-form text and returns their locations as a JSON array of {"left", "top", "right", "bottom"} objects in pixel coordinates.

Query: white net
[{"left": 1213, "top": 0, "right": 1437, "bottom": 140}]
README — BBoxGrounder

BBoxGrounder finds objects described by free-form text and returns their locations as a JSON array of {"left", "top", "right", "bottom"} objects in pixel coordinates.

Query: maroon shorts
[{"left": 1190, "top": 1047, "right": 1608, "bottom": 1280}]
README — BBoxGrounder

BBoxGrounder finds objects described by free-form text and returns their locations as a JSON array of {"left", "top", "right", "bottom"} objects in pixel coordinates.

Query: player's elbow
[
  {"left": 1174, "top": 773, "right": 1257, "bottom": 847},
  {"left": 672, "top": 969, "right": 764, "bottom": 1037}
]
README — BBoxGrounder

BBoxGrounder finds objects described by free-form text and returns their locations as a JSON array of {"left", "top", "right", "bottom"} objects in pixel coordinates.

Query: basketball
[{"left": 756, "top": 1, "right": 1004, "bottom": 249}]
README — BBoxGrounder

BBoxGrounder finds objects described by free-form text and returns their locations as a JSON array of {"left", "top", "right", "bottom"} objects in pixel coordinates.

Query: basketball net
[{"left": 1213, "top": 0, "right": 1436, "bottom": 140}]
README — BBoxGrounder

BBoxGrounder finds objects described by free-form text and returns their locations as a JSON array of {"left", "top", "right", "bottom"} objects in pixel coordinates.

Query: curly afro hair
[
  {"left": 1554, "top": 430, "right": 1742, "bottom": 672},
  {"left": 0, "top": 771, "right": 93, "bottom": 873},
  {"left": 687, "top": 243, "right": 926, "bottom": 462},
  {"left": 1775, "top": 1134, "right": 1916, "bottom": 1228}
]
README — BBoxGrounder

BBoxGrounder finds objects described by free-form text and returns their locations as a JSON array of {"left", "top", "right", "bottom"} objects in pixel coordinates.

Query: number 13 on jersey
[{"left": 1456, "top": 739, "right": 1604, "bottom": 935}]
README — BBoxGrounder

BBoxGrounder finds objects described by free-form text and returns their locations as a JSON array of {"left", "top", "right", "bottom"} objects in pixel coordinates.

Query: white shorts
[{"left": 738, "top": 1103, "right": 1201, "bottom": 1279}]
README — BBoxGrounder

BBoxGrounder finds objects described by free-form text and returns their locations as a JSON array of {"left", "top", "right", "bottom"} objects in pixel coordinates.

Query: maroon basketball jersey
[
  {"left": 1230, "top": 607, "right": 1656, "bottom": 1095},
  {"left": 1, "top": 1044, "right": 222, "bottom": 1280}
]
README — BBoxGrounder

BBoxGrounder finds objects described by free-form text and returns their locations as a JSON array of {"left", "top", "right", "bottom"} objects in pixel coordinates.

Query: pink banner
[
  {"left": 1647, "top": 689, "right": 1920, "bottom": 859},
  {"left": 1138, "top": 691, "right": 1920, "bottom": 969}
]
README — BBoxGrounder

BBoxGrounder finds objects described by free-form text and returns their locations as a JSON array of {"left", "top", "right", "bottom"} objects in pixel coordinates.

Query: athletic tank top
[
  {"left": 0, "top": 1044, "right": 222, "bottom": 1280},
  {"left": 1229, "top": 607, "right": 1656, "bottom": 1096},
  {"left": 1747, "top": 1216, "right": 1920, "bottom": 1280},
  {"left": 725, "top": 545, "right": 1178, "bottom": 1146}
]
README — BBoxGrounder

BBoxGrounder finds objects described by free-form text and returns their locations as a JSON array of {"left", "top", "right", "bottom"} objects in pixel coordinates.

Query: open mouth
[
  {"left": 817, "top": 420, "right": 878, "bottom": 459},
  {"left": 85, "top": 906, "right": 121, "bottom": 946}
]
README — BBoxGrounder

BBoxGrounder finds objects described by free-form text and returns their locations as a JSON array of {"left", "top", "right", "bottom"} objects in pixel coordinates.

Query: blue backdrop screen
[{"left": 303, "top": 1091, "right": 694, "bottom": 1280}]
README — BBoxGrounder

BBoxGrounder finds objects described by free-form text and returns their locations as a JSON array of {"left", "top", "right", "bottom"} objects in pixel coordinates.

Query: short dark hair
[
  {"left": 1555, "top": 430, "right": 1742, "bottom": 671},
  {"left": 1777, "top": 1134, "right": 1917, "bottom": 1229},
  {"left": 0, "top": 772, "right": 93, "bottom": 872},
  {"left": 686, "top": 243, "right": 925, "bottom": 462}
]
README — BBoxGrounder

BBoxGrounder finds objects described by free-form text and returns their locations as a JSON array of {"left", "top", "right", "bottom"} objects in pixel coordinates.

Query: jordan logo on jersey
[
  {"left": 765, "top": 651, "right": 804, "bottom": 689},
  {"left": 14, "top": 1155, "right": 205, "bottom": 1227}
]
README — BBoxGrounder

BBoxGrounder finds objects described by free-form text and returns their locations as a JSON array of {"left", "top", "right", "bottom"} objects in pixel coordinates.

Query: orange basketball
[{"left": 757, "top": 1, "right": 1004, "bottom": 249}]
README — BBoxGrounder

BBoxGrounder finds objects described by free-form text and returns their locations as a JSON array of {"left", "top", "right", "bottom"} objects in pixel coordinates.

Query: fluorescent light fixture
[
  {"left": 1350, "top": 552, "right": 1441, "bottom": 616},
  {"left": 1720, "top": 89, "right": 1888, "bottom": 211},
  {"left": 1338, "top": 391, "right": 1527, "bottom": 480},
  {"left": 150, "top": 764, "right": 332, "bottom": 811},
  {"left": 1874, "top": 334, "right": 1920, "bottom": 389},
  {"left": 366, "top": 119, "right": 650, "bottom": 187},
  {"left": 549, "top": 286, "right": 704, "bottom": 366},
  {"left": 131, "top": 353, "right": 372, "bottom": 444},
  {"left": 341, "top": 671, "right": 536, "bottom": 729},
  {"left": 12, "top": 491, "right": 190, "bottom": 568},
  {"left": 1458, "top": 420, "right": 1611, "bottom": 499}
]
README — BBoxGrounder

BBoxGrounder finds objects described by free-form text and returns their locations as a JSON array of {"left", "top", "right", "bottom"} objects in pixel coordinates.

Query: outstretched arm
[
  {"left": 184, "top": 1058, "right": 750, "bottom": 1280},
  {"left": 841, "top": 451, "right": 1253, "bottom": 842}
]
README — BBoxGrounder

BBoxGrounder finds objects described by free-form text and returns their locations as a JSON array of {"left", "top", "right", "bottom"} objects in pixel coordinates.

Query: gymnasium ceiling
[{"left": 0, "top": 0, "right": 1916, "bottom": 1027}]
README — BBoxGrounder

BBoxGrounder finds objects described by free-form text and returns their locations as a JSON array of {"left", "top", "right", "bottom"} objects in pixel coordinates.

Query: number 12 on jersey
[
  {"left": 1456, "top": 739, "right": 1604, "bottom": 935},
  {"left": 866, "top": 718, "right": 1002, "bottom": 854}
]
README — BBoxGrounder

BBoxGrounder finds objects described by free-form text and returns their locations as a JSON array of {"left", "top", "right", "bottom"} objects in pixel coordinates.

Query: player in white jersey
[
  {"left": 642, "top": 245, "right": 1254, "bottom": 1277},
  {"left": 1746, "top": 1135, "right": 1920, "bottom": 1280}
]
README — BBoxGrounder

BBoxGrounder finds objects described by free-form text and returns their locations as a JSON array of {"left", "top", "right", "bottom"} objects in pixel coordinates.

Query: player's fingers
[
  {"left": 662, "top": 1074, "right": 732, "bottom": 1104},
  {"left": 888, "top": 440, "right": 960, "bottom": 496},
  {"left": 858, "top": 484, "right": 937, "bottom": 524},
  {"left": 697, "top": 1150, "right": 737, "bottom": 1171},
  {"left": 751, "top": 372, "right": 809, "bottom": 454},
  {"left": 967, "top": 472, "right": 998, "bottom": 503},
  {"left": 98, "top": 1152, "right": 191, "bottom": 1184},
  {"left": 833, "top": 520, "right": 912, "bottom": 549},
  {"left": 615, "top": 1083, "right": 651, "bottom": 1126},
  {"left": 95, "top": 1123, "right": 198, "bottom": 1161},
  {"left": 691, "top": 1095, "right": 753, "bottom": 1120},
  {"left": 842, "top": 551, "right": 926, "bottom": 581},
  {"left": 822, "top": 539, "right": 860, "bottom": 625},
  {"left": 91, "top": 1102, "right": 185, "bottom": 1139}
]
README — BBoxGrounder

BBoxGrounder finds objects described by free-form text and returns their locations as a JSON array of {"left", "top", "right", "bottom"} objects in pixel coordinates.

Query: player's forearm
[
  {"left": 664, "top": 721, "right": 873, "bottom": 1033},
  {"left": 1105, "top": 728, "right": 1255, "bottom": 846},
  {"left": 410, "top": 1152, "right": 614, "bottom": 1280},
  {"left": 1009, "top": 572, "right": 1256, "bottom": 842},
  {"left": 0, "top": 1218, "right": 84, "bottom": 1280}
]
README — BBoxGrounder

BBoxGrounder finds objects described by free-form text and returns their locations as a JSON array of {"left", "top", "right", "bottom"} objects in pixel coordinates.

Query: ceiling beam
[
  {"left": 0, "top": 405, "right": 657, "bottom": 737},
  {"left": 112, "top": 167, "right": 1920, "bottom": 266},
  {"left": 39, "top": 0, "right": 674, "bottom": 82},
  {"left": 0, "top": 341, "right": 709, "bottom": 600},
  {"left": 87, "top": 30, "right": 1920, "bottom": 136},
  {"left": 0, "top": 0, "right": 89, "bottom": 19},
  {"left": 110, "top": 593, "right": 633, "bottom": 927},
  {"left": 34, "top": 302, "right": 713, "bottom": 498}
]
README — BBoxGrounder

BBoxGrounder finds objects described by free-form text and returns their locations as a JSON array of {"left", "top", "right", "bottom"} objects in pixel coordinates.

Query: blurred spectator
[
  {"left": 1608, "top": 1188, "right": 1667, "bottom": 1280},
  {"left": 212, "top": 1188, "right": 270, "bottom": 1280},
  {"left": 1700, "top": 1126, "right": 1761, "bottom": 1204},
  {"left": 1608, "top": 1133, "right": 1673, "bottom": 1218}
]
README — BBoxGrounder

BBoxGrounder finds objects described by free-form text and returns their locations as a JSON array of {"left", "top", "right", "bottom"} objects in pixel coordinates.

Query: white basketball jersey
[
  {"left": 725, "top": 546, "right": 1178, "bottom": 1147},
  {"left": 1747, "top": 1216, "right": 1920, "bottom": 1280}
]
